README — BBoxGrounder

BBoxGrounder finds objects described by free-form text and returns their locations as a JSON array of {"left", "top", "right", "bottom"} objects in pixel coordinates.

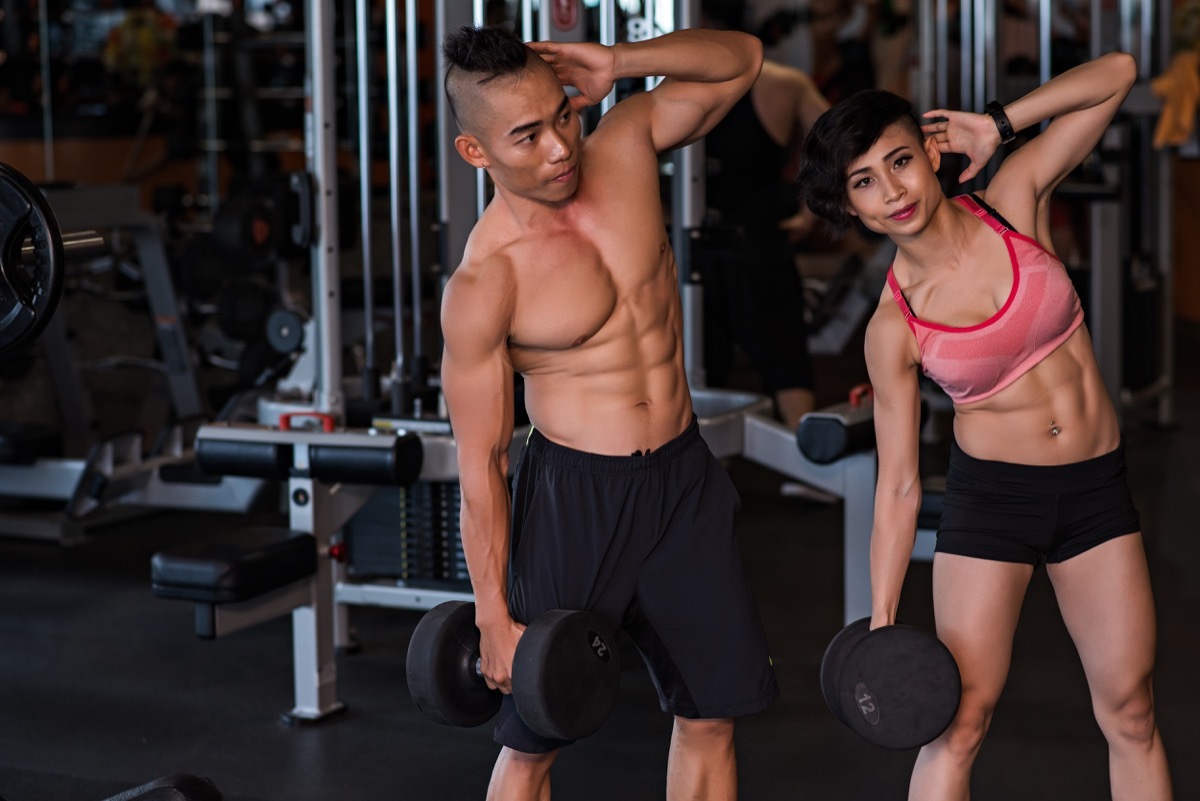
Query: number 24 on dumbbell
[{"left": 406, "top": 601, "right": 621, "bottom": 741}]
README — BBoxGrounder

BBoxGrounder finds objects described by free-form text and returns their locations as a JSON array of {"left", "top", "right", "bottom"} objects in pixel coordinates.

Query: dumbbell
[
  {"left": 820, "top": 617, "right": 961, "bottom": 750},
  {"left": 406, "top": 600, "right": 620, "bottom": 741}
]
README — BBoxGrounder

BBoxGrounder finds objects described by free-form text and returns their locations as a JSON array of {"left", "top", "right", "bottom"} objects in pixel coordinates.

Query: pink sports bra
[{"left": 885, "top": 194, "right": 1084, "bottom": 405}]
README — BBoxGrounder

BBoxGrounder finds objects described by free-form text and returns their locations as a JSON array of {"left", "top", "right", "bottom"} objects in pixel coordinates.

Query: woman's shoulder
[{"left": 974, "top": 171, "right": 1038, "bottom": 234}]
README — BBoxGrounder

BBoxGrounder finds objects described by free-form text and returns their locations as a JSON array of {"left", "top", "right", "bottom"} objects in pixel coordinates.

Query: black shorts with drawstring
[{"left": 494, "top": 418, "right": 779, "bottom": 754}]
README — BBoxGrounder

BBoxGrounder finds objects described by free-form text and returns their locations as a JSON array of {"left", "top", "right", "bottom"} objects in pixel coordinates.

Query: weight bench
[
  {"left": 736, "top": 391, "right": 943, "bottom": 625},
  {"left": 150, "top": 421, "right": 422, "bottom": 723}
]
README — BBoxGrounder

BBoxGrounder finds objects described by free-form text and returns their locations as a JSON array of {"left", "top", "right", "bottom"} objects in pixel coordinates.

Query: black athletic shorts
[
  {"left": 696, "top": 230, "right": 815, "bottom": 395},
  {"left": 936, "top": 439, "right": 1141, "bottom": 565},
  {"left": 494, "top": 418, "right": 779, "bottom": 754}
]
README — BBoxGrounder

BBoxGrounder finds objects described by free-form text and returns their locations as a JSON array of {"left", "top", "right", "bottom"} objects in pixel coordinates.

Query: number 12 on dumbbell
[{"left": 406, "top": 601, "right": 621, "bottom": 741}]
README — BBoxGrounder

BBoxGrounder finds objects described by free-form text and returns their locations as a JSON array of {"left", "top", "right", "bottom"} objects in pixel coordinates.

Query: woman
[{"left": 797, "top": 53, "right": 1173, "bottom": 800}]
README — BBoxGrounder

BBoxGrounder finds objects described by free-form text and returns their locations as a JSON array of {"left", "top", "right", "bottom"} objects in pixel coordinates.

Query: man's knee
[{"left": 673, "top": 717, "right": 735, "bottom": 748}]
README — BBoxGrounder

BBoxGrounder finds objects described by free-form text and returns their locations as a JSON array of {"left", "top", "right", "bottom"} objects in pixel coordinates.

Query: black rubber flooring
[{"left": 0, "top": 327, "right": 1197, "bottom": 801}]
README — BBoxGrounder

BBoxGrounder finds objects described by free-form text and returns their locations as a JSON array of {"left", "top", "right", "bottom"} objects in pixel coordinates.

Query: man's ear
[
  {"left": 923, "top": 133, "right": 942, "bottom": 173},
  {"left": 455, "top": 134, "right": 489, "bottom": 169}
]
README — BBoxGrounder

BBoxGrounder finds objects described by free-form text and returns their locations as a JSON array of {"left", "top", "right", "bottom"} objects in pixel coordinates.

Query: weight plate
[
  {"left": 512, "top": 609, "right": 620, "bottom": 741},
  {"left": 0, "top": 162, "right": 64, "bottom": 355},
  {"left": 837, "top": 624, "right": 961, "bottom": 750},
  {"left": 406, "top": 600, "right": 500, "bottom": 728},
  {"left": 819, "top": 617, "right": 871, "bottom": 726}
]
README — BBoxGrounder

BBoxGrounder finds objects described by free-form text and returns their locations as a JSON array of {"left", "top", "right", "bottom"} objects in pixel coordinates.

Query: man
[{"left": 439, "top": 24, "right": 776, "bottom": 801}]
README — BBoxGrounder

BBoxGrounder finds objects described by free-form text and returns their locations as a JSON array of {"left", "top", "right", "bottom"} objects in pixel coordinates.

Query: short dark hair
[
  {"left": 795, "top": 90, "right": 924, "bottom": 236},
  {"left": 442, "top": 25, "right": 535, "bottom": 131}
]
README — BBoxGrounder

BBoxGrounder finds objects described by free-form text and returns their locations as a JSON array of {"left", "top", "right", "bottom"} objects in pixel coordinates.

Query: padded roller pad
[
  {"left": 796, "top": 400, "right": 876, "bottom": 464},
  {"left": 151, "top": 527, "right": 316, "bottom": 603},
  {"left": 196, "top": 439, "right": 291, "bottom": 480},
  {"left": 310, "top": 435, "right": 423, "bottom": 486}
]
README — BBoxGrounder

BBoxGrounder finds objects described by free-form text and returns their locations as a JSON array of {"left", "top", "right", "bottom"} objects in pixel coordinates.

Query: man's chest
[{"left": 506, "top": 227, "right": 676, "bottom": 353}]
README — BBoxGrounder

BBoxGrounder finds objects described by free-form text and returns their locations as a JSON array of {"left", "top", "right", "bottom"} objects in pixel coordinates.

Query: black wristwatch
[{"left": 985, "top": 100, "right": 1016, "bottom": 145}]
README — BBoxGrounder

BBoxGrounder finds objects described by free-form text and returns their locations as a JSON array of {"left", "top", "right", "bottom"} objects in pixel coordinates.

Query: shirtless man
[{"left": 439, "top": 24, "right": 776, "bottom": 801}]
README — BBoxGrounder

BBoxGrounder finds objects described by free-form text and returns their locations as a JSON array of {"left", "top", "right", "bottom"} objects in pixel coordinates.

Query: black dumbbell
[
  {"left": 820, "top": 617, "right": 961, "bottom": 750},
  {"left": 406, "top": 600, "right": 620, "bottom": 741}
]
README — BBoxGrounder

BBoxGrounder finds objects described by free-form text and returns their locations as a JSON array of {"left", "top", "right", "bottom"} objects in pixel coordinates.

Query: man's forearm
[
  {"left": 612, "top": 29, "right": 761, "bottom": 85},
  {"left": 459, "top": 470, "right": 513, "bottom": 625}
]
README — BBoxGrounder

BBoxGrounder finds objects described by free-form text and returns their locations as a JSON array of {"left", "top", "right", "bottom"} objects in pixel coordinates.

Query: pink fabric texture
[{"left": 886, "top": 195, "right": 1084, "bottom": 405}]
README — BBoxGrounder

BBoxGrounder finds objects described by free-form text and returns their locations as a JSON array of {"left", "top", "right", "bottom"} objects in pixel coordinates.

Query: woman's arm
[
  {"left": 922, "top": 52, "right": 1136, "bottom": 220},
  {"left": 863, "top": 303, "right": 925, "bottom": 629}
]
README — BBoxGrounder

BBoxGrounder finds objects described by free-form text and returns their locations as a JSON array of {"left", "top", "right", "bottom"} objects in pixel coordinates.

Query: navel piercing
[{"left": 1049, "top": 421, "right": 1062, "bottom": 436}]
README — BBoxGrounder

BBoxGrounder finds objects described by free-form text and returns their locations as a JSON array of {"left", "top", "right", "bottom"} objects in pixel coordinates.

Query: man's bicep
[
  {"left": 441, "top": 284, "right": 516, "bottom": 476},
  {"left": 441, "top": 335, "right": 515, "bottom": 477},
  {"left": 645, "top": 81, "right": 739, "bottom": 151}
]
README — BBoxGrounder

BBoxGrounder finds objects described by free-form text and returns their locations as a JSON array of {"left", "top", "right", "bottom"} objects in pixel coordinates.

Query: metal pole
[
  {"left": 972, "top": 0, "right": 986, "bottom": 109},
  {"left": 203, "top": 14, "right": 221, "bottom": 212},
  {"left": 537, "top": 0, "right": 552, "bottom": 40},
  {"left": 37, "top": 0, "right": 53, "bottom": 180},
  {"left": 959, "top": 0, "right": 972, "bottom": 112},
  {"left": 356, "top": 0, "right": 377, "bottom": 401},
  {"left": 673, "top": 0, "right": 704, "bottom": 386},
  {"left": 916, "top": 0, "right": 934, "bottom": 114},
  {"left": 475, "top": 0, "right": 488, "bottom": 220},
  {"left": 522, "top": 0, "right": 534, "bottom": 42},
  {"left": 386, "top": 0, "right": 409, "bottom": 415},
  {"left": 1138, "top": 0, "right": 1152, "bottom": 79},
  {"left": 437, "top": 0, "right": 482, "bottom": 280},
  {"left": 983, "top": 0, "right": 996, "bottom": 103},
  {"left": 1038, "top": 0, "right": 1051, "bottom": 86},
  {"left": 935, "top": 0, "right": 947, "bottom": 107},
  {"left": 406, "top": 0, "right": 428, "bottom": 412},
  {"left": 599, "top": 0, "right": 618, "bottom": 113},
  {"left": 307, "top": 0, "right": 343, "bottom": 417}
]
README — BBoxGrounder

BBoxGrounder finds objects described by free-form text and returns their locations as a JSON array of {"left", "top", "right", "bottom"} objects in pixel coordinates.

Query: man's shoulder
[{"left": 586, "top": 96, "right": 658, "bottom": 151}]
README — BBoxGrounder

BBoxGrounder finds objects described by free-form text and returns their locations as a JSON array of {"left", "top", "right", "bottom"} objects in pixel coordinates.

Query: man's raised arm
[{"left": 536, "top": 28, "right": 763, "bottom": 153}]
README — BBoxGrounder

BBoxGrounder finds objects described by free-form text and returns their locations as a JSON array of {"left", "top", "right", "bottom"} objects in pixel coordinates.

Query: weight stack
[{"left": 344, "top": 481, "right": 469, "bottom": 584}]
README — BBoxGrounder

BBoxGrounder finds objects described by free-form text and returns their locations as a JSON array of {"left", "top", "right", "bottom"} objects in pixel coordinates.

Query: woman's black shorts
[{"left": 936, "top": 439, "right": 1141, "bottom": 565}]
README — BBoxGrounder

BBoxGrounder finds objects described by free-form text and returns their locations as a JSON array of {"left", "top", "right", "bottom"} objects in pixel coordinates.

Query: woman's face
[{"left": 843, "top": 122, "right": 944, "bottom": 237}]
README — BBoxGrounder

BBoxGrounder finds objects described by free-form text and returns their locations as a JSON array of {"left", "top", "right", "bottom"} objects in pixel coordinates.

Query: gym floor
[{"left": 1, "top": 326, "right": 1197, "bottom": 801}]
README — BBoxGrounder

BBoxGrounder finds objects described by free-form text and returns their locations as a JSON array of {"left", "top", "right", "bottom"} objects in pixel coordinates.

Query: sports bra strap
[{"left": 956, "top": 194, "right": 1009, "bottom": 235}]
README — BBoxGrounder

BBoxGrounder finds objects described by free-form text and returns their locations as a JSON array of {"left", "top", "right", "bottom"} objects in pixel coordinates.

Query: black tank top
[{"left": 705, "top": 93, "right": 797, "bottom": 234}]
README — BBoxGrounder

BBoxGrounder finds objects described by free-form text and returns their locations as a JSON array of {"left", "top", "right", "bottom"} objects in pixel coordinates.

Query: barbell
[{"left": 0, "top": 162, "right": 106, "bottom": 358}]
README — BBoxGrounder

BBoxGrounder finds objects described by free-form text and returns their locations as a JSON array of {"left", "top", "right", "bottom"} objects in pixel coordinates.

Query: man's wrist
[{"left": 608, "top": 41, "right": 626, "bottom": 82}]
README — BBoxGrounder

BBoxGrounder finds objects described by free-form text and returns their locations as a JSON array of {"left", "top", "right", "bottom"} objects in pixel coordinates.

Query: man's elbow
[
  {"left": 1107, "top": 51, "right": 1138, "bottom": 92},
  {"left": 742, "top": 32, "right": 764, "bottom": 78}
]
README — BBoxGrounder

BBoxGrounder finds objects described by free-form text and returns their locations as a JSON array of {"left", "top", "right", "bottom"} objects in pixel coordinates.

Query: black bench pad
[{"left": 151, "top": 527, "right": 317, "bottom": 604}]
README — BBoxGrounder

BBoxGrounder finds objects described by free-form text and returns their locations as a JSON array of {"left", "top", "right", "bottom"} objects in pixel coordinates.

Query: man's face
[{"left": 455, "top": 65, "right": 582, "bottom": 204}]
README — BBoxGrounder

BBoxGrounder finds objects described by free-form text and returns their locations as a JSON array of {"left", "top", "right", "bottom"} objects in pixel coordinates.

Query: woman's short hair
[{"left": 796, "top": 90, "right": 924, "bottom": 236}]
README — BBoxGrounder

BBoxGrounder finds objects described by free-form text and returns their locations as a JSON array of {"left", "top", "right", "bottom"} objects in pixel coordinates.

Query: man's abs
[{"left": 515, "top": 319, "right": 693, "bottom": 456}]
